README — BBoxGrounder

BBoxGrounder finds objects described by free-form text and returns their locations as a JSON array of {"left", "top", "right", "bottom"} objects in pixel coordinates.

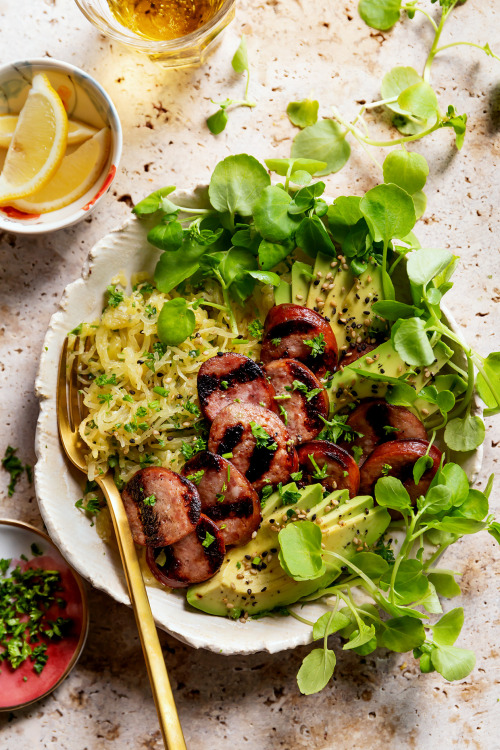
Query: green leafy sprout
[
  {"left": 278, "top": 464, "right": 499, "bottom": 695},
  {"left": 206, "top": 36, "right": 256, "bottom": 134}
]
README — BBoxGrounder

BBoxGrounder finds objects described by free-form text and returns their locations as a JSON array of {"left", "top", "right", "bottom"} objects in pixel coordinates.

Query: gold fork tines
[{"left": 57, "top": 335, "right": 186, "bottom": 750}]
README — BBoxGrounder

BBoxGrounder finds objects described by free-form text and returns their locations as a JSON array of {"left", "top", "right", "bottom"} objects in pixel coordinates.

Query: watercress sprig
[{"left": 206, "top": 36, "right": 256, "bottom": 134}]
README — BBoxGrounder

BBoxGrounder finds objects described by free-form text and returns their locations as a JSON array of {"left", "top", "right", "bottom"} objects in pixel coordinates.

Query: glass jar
[{"left": 74, "top": 0, "right": 236, "bottom": 67}]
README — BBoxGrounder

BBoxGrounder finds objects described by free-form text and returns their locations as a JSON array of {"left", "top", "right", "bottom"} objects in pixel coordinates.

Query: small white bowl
[{"left": 0, "top": 58, "right": 122, "bottom": 235}]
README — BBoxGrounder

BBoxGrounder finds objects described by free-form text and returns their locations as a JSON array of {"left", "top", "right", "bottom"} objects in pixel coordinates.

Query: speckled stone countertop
[{"left": 0, "top": 1, "right": 499, "bottom": 748}]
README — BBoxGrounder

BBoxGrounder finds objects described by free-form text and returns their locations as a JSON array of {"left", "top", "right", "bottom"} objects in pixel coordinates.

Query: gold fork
[{"left": 57, "top": 336, "right": 187, "bottom": 750}]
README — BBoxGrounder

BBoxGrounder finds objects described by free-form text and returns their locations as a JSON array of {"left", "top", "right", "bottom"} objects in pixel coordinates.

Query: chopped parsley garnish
[
  {"left": 136, "top": 406, "right": 148, "bottom": 417},
  {"left": 382, "top": 425, "right": 400, "bottom": 435},
  {"left": 0, "top": 559, "right": 73, "bottom": 675},
  {"left": 75, "top": 495, "right": 101, "bottom": 516},
  {"left": 309, "top": 455, "right": 328, "bottom": 480},
  {"left": 153, "top": 386, "right": 170, "bottom": 397},
  {"left": 95, "top": 373, "right": 117, "bottom": 386},
  {"left": 222, "top": 451, "right": 233, "bottom": 459},
  {"left": 281, "top": 488, "right": 301, "bottom": 505},
  {"left": 97, "top": 393, "right": 113, "bottom": 405},
  {"left": 248, "top": 319, "right": 264, "bottom": 338},
  {"left": 304, "top": 333, "right": 326, "bottom": 358},
  {"left": 216, "top": 482, "right": 227, "bottom": 503},
  {"left": 180, "top": 437, "right": 207, "bottom": 460},
  {"left": 318, "top": 414, "right": 362, "bottom": 444},
  {"left": 221, "top": 380, "right": 229, "bottom": 390},
  {"left": 106, "top": 285, "right": 124, "bottom": 308},
  {"left": 189, "top": 349, "right": 200, "bottom": 358},
  {"left": 143, "top": 494, "right": 157, "bottom": 506},
  {"left": 187, "top": 471, "right": 205, "bottom": 486},
  {"left": 290, "top": 471, "right": 303, "bottom": 482},
  {"left": 123, "top": 393, "right": 134, "bottom": 403},
  {"left": 184, "top": 398, "right": 201, "bottom": 417},
  {"left": 260, "top": 484, "right": 274, "bottom": 507},
  {"left": 278, "top": 404, "right": 288, "bottom": 425},
  {"left": 2, "top": 446, "right": 32, "bottom": 497},
  {"left": 381, "top": 463, "right": 393, "bottom": 476},
  {"left": 373, "top": 535, "right": 396, "bottom": 564},
  {"left": 202, "top": 531, "right": 216, "bottom": 548},
  {"left": 352, "top": 445, "right": 364, "bottom": 465},
  {"left": 250, "top": 422, "right": 278, "bottom": 451},
  {"left": 145, "top": 304, "right": 157, "bottom": 318},
  {"left": 271, "top": 337, "right": 282, "bottom": 346},
  {"left": 30, "top": 543, "right": 43, "bottom": 557}
]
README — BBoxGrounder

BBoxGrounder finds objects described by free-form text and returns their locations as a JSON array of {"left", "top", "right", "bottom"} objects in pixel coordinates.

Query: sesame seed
[
  {"left": 296, "top": 294, "right": 303, "bottom": 300},
  {"left": 236, "top": 573, "right": 244, "bottom": 579},
  {"left": 251, "top": 531, "right": 257, "bottom": 539}
]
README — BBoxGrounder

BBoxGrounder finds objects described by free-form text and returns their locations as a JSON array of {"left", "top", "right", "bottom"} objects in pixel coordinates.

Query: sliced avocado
[
  {"left": 291, "top": 261, "right": 312, "bottom": 305},
  {"left": 323, "top": 264, "right": 354, "bottom": 320},
  {"left": 326, "top": 339, "right": 453, "bottom": 414},
  {"left": 306, "top": 252, "right": 337, "bottom": 310},
  {"left": 186, "top": 482, "right": 391, "bottom": 617},
  {"left": 275, "top": 279, "right": 291, "bottom": 305},
  {"left": 330, "top": 264, "right": 386, "bottom": 352}
]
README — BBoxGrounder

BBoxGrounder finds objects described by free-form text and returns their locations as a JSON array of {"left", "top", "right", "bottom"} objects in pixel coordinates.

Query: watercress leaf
[
  {"left": 487, "top": 521, "right": 500, "bottom": 545},
  {"left": 247, "top": 270, "right": 281, "bottom": 287},
  {"left": 154, "top": 239, "right": 209, "bottom": 293},
  {"left": 147, "top": 220, "right": 184, "bottom": 251},
  {"left": 133, "top": 186, "right": 176, "bottom": 216},
  {"left": 206, "top": 108, "right": 229, "bottom": 135},
  {"left": 231, "top": 35, "right": 249, "bottom": 74},
  {"left": 372, "top": 300, "right": 421, "bottom": 320},
  {"left": 398, "top": 81, "right": 438, "bottom": 120},
  {"left": 385, "top": 381, "right": 418, "bottom": 407},
  {"left": 418, "top": 650, "right": 435, "bottom": 673},
  {"left": 437, "top": 463, "right": 470, "bottom": 507},
  {"left": 349, "top": 551, "right": 389, "bottom": 580},
  {"left": 428, "top": 517, "right": 487, "bottom": 535},
  {"left": 297, "top": 648, "right": 336, "bottom": 695},
  {"left": 289, "top": 170, "right": 312, "bottom": 186},
  {"left": 413, "top": 455, "right": 433, "bottom": 485},
  {"left": 451, "top": 489, "right": 489, "bottom": 521},
  {"left": 387, "top": 559, "right": 429, "bottom": 604},
  {"left": 360, "top": 183, "right": 416, "bottom": 243},
  {"left": 209, "top": 154, "right": 270, "bottom": 216},
  {"left": 434, "top": 374, "right": 467, "bottom": 398},
  {"left": 352, "top": 634, "right": 378, "bottom": 655},
  {"left": 406, "top": 247, "right": 453, "bottom": 288},
  {"left": 382, "top": 149, "right": 429, "bottom": 194},
  {"left": 258, "top": 239, "right": 293, "bottom": 270},
  {"left": 432, "top": 608, "right": 464, "bottom": 646},
  {"left": 436, "top": 390, "right": 455, "bottom": 414},
  {"left": 232, "top": 228, "right": 256, "bottom": 248},
  {"left": 381, "top": 66, "right": 422, "bottom": 115},
  {"left": 427, "top": 571, "right": 461, "bottom": 598},
  {"left": 431, "top": 644, "right": 475, "bottom": 681},
  {"left": 343, "top": 624, "right": 377, "bottom": 650},
  {"left": 484, "top": 474, "right": 494, "bottom": 500},
  {"left": 264, "top": 158, "right": 327, "bottom": 177},
  {"left": 219, "top": 246, "right": 257, "bottom": 288},
  {"left": 291, "top": 120, "right": 351, "bottom": 176},
  {"left": 375, "top": 476, "right": 412, "bottom": 512},
  {"left": 287, "top": 99, "right": 319, "bottom": 129},
  {"left": 412, "top": 190, "right": 427, "bottom": 220},
  {"left": 440, "top": 106, "right": 467, "bottom": 150},
  {"left": 418, "top": 580, "right": 443, "bottom": 614},
  {"left": 278, "top": 520, "right": 326, "bottom": 580},
  {"left": 288, "top": 182, "right": 326, "bottom": 214},
  {"left": 426, "top": 286, "right": 442, "bottom": 306},
  {"left": 296, "top": 215, "right": 336, "bottom": 258},
  {"left": 393, "top": 112, "right": 437, "bottom": 136},
  {"left": 476, "top": 352, "right": 500, "bottom": 416},
  {"left": 253, "top": 186, "right": 301, "bottom": 241},
  {"left": 358, "top": 0, "right": 401, "bottom": 30},
  {"left": 327, "top": 196, "right": 363, "bottom": 243},
  {"left": 312, "top": 611, "right": 351, "bottom": 640},
  {"left": 393, "top": 317, "right": 434, "bottom": 366},
  {"left": 380, "top": 616, "right": 425, "bottom": 652},
  {"left": 444, "top": 415, "right": 485, "bottom": 452},
  {"left": 157, "top": 298, "right": 196, "bottom": 347},
  {"left": 419, "top": 485, "right": 452, "bottom": 514}
]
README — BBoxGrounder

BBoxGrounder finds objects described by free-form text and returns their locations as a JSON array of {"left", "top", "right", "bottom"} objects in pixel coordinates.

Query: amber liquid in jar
[{"left": 107, "top": 0, "right": 223, "bottom": 41}]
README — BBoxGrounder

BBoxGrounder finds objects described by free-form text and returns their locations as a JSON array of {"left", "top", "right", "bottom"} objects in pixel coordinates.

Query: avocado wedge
[{"left": 186, "top": 483, "right": 391, "bottom": 618}]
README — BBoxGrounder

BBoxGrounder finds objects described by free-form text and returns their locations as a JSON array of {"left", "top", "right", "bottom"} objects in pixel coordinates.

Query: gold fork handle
[{"left": 98, "top": 474, "right": 187, "bottom": 750}]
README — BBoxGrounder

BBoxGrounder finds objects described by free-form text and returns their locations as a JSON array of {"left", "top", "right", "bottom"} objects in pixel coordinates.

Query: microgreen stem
[
  {"left": 213, "top": 270, "right": 239, "bottom": 335},
  {"left": 288, "top": 610, "right": 315, "bottom": 627},
  {"left": 423, "top": 2, "right": 458, "bottom": 83},
  {"left": 402, "top": 5, "right": 438, "bottom": 33},
  {"left": 332, "top": 111, "right": 442, "bottom": 148},
  {"left": 423, "top": 542, "right": 453, "bottom": 571},
  {"left": 323, "top": 551, "right": 378, "bottom": 594},
  {"left": 434, "top": 41, "right": 500, "bottom": 63},
  {"left": 389, "top": 511, "right": 418, "bottom": 603}
]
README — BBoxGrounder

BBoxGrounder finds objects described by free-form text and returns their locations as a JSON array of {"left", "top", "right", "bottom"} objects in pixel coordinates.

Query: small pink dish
[
  {"left": 0, "top": 58, "right": 122, "bottom": 235},
  {"left": 0, "top": 519, "right": 89, "bottom": 710}
]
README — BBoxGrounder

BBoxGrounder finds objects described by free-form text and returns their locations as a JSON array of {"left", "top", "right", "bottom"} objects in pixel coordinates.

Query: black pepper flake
[{"left": 247, "top": 588, "right": 252, "bottom": 595}]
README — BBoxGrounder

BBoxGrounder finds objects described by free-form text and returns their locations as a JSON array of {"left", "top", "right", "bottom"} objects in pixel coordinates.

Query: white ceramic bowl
[
  {"left": 0, "top": 58, "right": 122, "bottom": 235},
  {"left": 34, "top": 198, "right": 483, "bottom": 655}
]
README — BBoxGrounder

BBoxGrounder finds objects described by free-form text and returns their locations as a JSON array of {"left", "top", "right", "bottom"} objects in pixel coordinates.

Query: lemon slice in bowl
[
  {"left": 12, "top": 128, "right": 110, "bottom": 214},
  {"left": 0, "top": 73, "right": 68, "bottom": 204},
  {"left": 0, "top": 115, "right": 97, "bottom": 149}
]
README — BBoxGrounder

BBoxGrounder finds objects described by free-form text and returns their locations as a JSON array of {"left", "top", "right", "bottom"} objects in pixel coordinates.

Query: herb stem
[
  {"left": 288, "top": 610, "right": 315, "bottom": 627},
  {"left": 402, "top": 5, "right": 439, "bottom": 33},
  {"left": 433, "top": 41, "right": 500, "bottom": 63},
  {"left": 422, "top": 2, "right": 458, "bottom": 83}
]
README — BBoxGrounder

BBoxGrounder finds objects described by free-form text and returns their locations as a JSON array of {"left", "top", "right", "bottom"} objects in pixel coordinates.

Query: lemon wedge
[
  {"left": 12, "top": 128, "right": 110, "bottom": 214},
  {"left": 0, "top": 115, "right": 97, "bottom": 148},
  {"left": 0, "top": 73, "right": 68, "bottom": 204}
]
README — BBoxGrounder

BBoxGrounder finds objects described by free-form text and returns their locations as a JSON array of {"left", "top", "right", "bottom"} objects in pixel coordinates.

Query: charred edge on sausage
[
  {"left": 216, "top": 423, "right": 244, "bottom": 455},
  {"left": 246, "top": 441, "right": 276, "bottom": 484},
  {"left": 124, "top": 472, "right": 160, "bottom": 545},
  {"left": 198, "top": 358, "right": 265, "bottom": 407},
  {"left": 205, "top": 497, "right": 255, "bottom": 521},
  {"left": 288, "top": 360, "right": 327, "bottom": 432}
]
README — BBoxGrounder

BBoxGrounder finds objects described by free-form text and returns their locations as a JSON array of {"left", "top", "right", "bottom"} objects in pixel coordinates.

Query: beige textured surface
[{"left": 0, "top": 0, "right": 499, "bottom": 747}]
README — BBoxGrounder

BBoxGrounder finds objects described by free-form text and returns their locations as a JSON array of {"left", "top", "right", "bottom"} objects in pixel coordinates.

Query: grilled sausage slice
[
  {"left": 208, "top": 402, "right": 298, "bottom": 492},
  {"left": 122, "top": 467, "right": 201, "bottom": 547},
  {"left": 181, "top": 451, "right": 261, "bottom": 547},
  {"left": 146, "top": 515, "right": 225, "bottom": 588},
  {"left": 260, "top": 304, "right": 338, "bottom": 377},
  {"left": 198, "top": 353, "right": 276, "bottom": 422},
  {"left": 296, "top": 440, "right": 360, "bottom": 497},
  {"left": 359, "top": 439, "right": 441, "bottom": 503},
  {"left": 340, "top": 399, "right": 428, "bottom": 465},
  {"left": 263, "top": 359, "right": 329, "bottom": 444}
]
